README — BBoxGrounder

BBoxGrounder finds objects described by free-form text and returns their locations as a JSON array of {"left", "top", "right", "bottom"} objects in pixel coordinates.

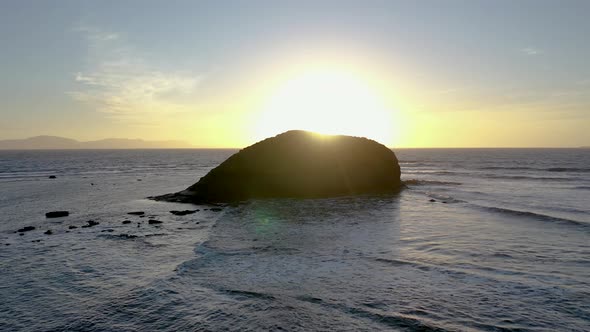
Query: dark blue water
[{"left": 0, "top": 149, "right": 588, "bottom": 331}]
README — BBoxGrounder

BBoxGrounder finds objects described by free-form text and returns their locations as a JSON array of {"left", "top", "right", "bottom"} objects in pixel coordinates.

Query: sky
[{"left": 0, "top": 0, "right": 589, "bottom": 148}]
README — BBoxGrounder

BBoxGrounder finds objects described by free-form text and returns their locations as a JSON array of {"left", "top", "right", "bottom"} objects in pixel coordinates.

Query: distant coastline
[{"left": 0, "top": 136, "right": 194, "bottom": 150}]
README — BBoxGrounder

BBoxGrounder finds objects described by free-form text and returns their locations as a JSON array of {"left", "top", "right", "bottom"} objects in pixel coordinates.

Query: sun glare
[{"left": 253, "top": 69, "right": 398, "bottom": 146}]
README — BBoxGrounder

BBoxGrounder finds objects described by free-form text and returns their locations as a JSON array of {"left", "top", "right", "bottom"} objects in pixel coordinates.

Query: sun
[{"left": 253, "top": 69, "right": 397, "bottom": 145}]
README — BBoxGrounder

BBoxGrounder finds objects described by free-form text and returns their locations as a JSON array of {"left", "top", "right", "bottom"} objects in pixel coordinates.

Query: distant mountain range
[{"left": 0, "top": 136, "right": 194, "bottom": 149}]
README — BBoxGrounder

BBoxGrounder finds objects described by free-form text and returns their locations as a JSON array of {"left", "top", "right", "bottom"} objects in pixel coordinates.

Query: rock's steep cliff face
[{"left": 155, "top": 130, "right": 402, "bottom": 203}]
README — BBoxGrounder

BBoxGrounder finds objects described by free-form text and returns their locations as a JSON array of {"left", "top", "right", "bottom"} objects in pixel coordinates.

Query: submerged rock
[
  {"left": 154, "top": 130, "right": 402, "bottom": 203},
  {"left": 169, "top": 210, "right": 198, "bottom": 216},
  {"left": 17, "top": 226, "right": 35, "bottom": 233},
  {"left": 81, "top": 220, "right": 99, "bottom": 228},
  {"left": 44, "top": 230, "right": 53, "bottom": 235},
  {"left": 148, "top": 219, "right": 163, "bottom": 224},
  {"left": 127, "top": 211, "right": 145, "bottom": 216},
  {"left": 119, "top": 234, "right": 138, "bottom": 239},
  {"left": 45, "top": 211, "right": 69, "bottom": 218},
  {"left": 48, "top": 175, "right": 57, "bottom": 179},
  {"left": 122, "top": 220, "right": 132, "bottom": 224}
]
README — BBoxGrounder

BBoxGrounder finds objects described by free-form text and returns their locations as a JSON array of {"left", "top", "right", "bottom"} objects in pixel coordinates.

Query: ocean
[{"left": 0, "top": 148, "right": 588, "bottom": 331}]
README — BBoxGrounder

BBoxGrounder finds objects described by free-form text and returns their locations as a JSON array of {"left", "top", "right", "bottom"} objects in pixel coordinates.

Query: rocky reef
[{"left": 154, "top": 130, "right": 402, "bottom": 203}]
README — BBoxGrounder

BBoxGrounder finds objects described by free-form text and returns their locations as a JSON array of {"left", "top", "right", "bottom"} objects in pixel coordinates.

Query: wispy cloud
[
  {"left": 70, "top": 26, "right": 202, "bottom": 124},
  {"left": 521, "top": 47, "right": 542, "bottom": 56}
]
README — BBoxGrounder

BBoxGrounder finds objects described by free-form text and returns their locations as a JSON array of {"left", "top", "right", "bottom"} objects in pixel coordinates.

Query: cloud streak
[
  {"left": 70, "top": 26, "right": 202, "bottom": 124},
  {"left": 521, "top": 47, "right": 542, "bottom": 56}
]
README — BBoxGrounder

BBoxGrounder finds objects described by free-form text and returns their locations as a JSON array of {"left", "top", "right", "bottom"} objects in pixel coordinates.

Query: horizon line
[{"left": 0, "top": 146, "right": 587, "bottom": 151}]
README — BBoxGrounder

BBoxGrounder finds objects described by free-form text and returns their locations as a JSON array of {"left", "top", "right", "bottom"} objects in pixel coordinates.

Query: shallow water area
[{"left": 0, "top": 149, "right": 589, "bottom": 331}]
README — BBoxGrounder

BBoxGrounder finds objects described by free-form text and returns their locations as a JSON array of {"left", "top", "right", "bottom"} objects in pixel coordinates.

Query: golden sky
[{"left": 1, "top": 2, "right": 589, "bottom": 148}]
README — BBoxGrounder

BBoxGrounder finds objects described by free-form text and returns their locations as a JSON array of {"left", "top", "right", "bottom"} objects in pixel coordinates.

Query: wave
[
  {"left": 220, "top": 288, "right": 276, "bottom": 300},
  {"left": 479, "top": 166, "right": 536, "bottom": 170},
  {"left": 403, "top": 179, "right": 462, "bottom": 186},
  {"left": 295, "top": 295, "right": 449, "bottom": 331},
  {"left": 476, "top": 205, "right": 588, "bottom": 229},
  {"left": 546, "top": 167, "right": 590, "bottom": 173},
  {"left": 479, "top": 166, "right": 590, "bottom": 173},
  {"left": 402, "top": 170, "right": 467, "bottom": 176},
  {"left": 481, "top": 174, "right": 577, "bottom": 181}
]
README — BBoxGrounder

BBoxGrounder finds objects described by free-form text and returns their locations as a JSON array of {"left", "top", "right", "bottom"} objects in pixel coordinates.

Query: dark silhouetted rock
[
  {"left": 169, "top": 210, "right": 198, "bottom": 216},
  {"left": 44, "top": 230, "right": 53, "bottom": 235},
  {"left": 68, "top": 225, "right": 78, "bottom": 229},
  {"left": 154, "top": 130, "right": 402, "bottom": 203},
  {"left": 148, "top": 219, "right": 163, "bottom": 224},
  {"left": 122, "top": 220, "right": 132, "bottom": 224},
  {"left": 49, "top": 175, "right": 57, "bottom": 179},
  {"left": 127, "top": 211, "right": 145, "bottom": 216},
  {"left": 46, "top": 211, "right": 69, "bottom": 218},
  {"left": 429, "top": 199, "right": 436, "bottom": 202},
  {"left": 81, "top": 220, "right": 99, "bottom": 228},
  {"left": 17, "top": 226, "right": 35, "bottom": 232}
]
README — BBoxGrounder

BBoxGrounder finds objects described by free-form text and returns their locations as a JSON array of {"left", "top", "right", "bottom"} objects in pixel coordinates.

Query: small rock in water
[
  {"left": 46, "top": 211, "right": 69, "bottom": 218},
  {"left": 68, "top": 225, "right": 78, "bottom": 229},
  {"left": 122, "top": 220, "right": 131, "bottom": 224},
  {"left": 91, "top": 183, "right": 94, "bottom": 186},
  {"left": 127, "top": 211, "right": 145, "bottom": 216},
  {"left": 429, "top": 199, "right": 436, "bottom": 202},
  {"left": 148, "top": 219, "right": 163, "bottom": 225},
  {"left": 169, "top": 210, "right": 198, "bottom": 216},
  {"left": 442, "top": 201, "right": 448, "bottom": 204},
  {"left": 81, "top": 220, "right": 99, "bottom": 228},
  {"left": 44, "top": 230, "right": 53, "bottom": 235},
  {"left": 137, "top": 179, "right": 142, "bottom": 181},
  {"left": 119, "top": 234, "right": 138, "bottom": 239},
  {"left": 48, "top": 175, "right": 57, "bottom": 179},
  {"left": 17, "top": 226, "right": 35, "bottom": 232}
]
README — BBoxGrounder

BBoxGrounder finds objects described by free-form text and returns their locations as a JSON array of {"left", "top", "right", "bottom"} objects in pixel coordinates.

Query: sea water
[{"left": 0, "top": 148, "right": 588, "bottom": 331}]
